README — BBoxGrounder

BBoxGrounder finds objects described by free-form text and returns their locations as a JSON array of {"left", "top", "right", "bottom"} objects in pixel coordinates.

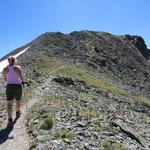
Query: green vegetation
[
  {"left": 133, "top": 95, "right": 150, "bottom": 106},
  {"left": 28, "top": 103, "right": 54, "bottom": 130},
  {"left": 29, "top": 140, "right": 37, "bottom": 150},
  {"left": 53, "top": 64, "right": 150, "bottom": 106},
  {"left": 53, "top": 65, "right": 129, "bottom": 95},
  {"left": 102, "top": 124, "right": 112, "bottom": 131},
  {"left": 33, "top": 53, "right": 67, "bottom": 74},
  {"left": 32, "top": 53, "right": 150, "bottom": 106},
  {"left": 102, "top": 123, "right": 119, "bottom": 135},
  {"left": 22, "top": 82, "right": 37, "bottom": 104},
  {"left": 42, "top": 95, "right": 49, "bottom": 101},
  {"left": 99, "top": 139, "right": 126, "bottom": 150},
  {"left": 91, "top": 118, "right": 101, "bottom": 127},
  {"left": 29, "top": 115, "right": 53, "bottom": 130},
  {"left": 100, "top": 139, "right": 112, "bottom": 150},
  {"left": 80, "top": 107, "right": 100, "bottom": 118},
  {"left": 47, "top": 95, "right": 72, "bottom": 108},
  {"left": 26, "top": 53, "right": 149, "bottom": 149},
  {"left": 79, "top": 92, "right": 98, "bottom": 101},
  {"left": 52, "top": 130, "right": 75, "bottom": 139},
  {"left": 28, "top": 105, "right": 40, "bottom": 120},
  {"left": 39, "top": 116, "right": 53, "bottom": 130},
  {"left": 112, "top": 143, "right": 126, "bottom": 150}
]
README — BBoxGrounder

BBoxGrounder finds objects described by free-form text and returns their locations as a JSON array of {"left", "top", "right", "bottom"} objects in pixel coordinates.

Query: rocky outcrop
[
  {"left": 111, "top": 119, "right": 150, "bottom": 149},
  {"left": 123, "top": 35, "right": 150, "bottom": 59}
]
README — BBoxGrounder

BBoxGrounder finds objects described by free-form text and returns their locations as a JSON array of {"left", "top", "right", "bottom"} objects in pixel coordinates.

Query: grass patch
[
  {"left": 29, "top": 140, "right": 37, "bottom": 150},
  {"left": 22, "top": 82, "right": 37, "bottom": 104},
  {"left": 100, "top": 139, "right": 126, "bottom": 150},
  {"left": 31, "top": 54, "right": 150, "bottom": 106},
  {"left": 91, "top": 118, "right": 101, "bottom": 127},
  {"left": 53, "top": 66, "right": 129, "bottom": 96},
  {"left": 112, "top": 143, "right": 126, "bottom": 150},
  {"left": 55, "top": 66, "right": 150, "bottom": 106},
  {"left": 42, "top": 95, "right": 50, "bottom": 101},
  {"left": 132, "top": 95, "right": 150, "bottom": 106},
  {"left": 28, "top": 105, "right": 40, "bottom": 120},
  {"left": 30, "top": 124, "right": 39, "bottom": 130},
  {"left": 47, "top": 95, "right": 72, "bottom": 108},
  {"left": 53, "top": 130, "right": 75, "bottom": 139},
  {"left": 80, "top": 107, "right": 100, "bottom": 118},
  {"left": 38, "top": 116, "right": 53, "bottom": 130},
  {"left": 79, "top": 92, "right": 98, "bottom": 101},
  {"left": 33, "top": 53, "right": 68, "bottom": 74},
  {"left": 102, "top": 124, "right": 113, "bottom": 132},
  {"left": 28, "top": 104, "right": 54, "bottom": 130}
]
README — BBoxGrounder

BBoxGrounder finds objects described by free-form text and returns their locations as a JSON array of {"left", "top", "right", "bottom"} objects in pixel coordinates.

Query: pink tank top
[{"left": 6, "top": 65, "right": 22, "bottom": 84}]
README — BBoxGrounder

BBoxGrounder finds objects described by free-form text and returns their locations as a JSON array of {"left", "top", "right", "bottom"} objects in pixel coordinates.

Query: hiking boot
[
  {"left": 16, "top": 111, "right": 22, "bottom": 118},
  {"left": 7, "top": 118, "right": 13, "bottom": 127}
]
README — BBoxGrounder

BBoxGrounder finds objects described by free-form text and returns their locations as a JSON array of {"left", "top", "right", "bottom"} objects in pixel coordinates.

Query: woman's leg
[
  {"left": 15, "top": 84, "right": 22, "bottom": 117},
  {"left": 16, "top": 100, "right": 22, "bottom": 118},
  {"left": 16, "top": 100, "right": 21, "bottom": 112},
  {"left": 7, "top": 100, "right": 13, "bottom": 119}
]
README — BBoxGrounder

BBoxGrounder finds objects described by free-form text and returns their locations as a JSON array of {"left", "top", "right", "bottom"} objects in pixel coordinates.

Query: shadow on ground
[{"left": 0, "top": 117, "right": 19, "bottom": 144}]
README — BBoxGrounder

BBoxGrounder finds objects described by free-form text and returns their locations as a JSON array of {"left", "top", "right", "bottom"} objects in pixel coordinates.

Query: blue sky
[{"left": 0, "top": 0, "right": 150, "bottom": 58}]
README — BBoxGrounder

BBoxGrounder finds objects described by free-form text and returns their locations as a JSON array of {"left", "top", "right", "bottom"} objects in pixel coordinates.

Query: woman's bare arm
[{"left": 2, "top": 67, "right": 8, "bottom": 81}]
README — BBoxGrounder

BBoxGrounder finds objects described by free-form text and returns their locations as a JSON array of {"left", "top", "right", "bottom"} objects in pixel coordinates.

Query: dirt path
[
  {"left": 0, "top": 66, "right": 65, "bottom": 150},
  {"left": 0, "top": 87, "right": 41, "bottom": 150}
]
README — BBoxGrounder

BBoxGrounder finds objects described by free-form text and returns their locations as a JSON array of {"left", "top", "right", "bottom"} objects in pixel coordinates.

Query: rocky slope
[
  {"left": 5, "top": 31, "right": 150, "bottom": 97},
  {"left": 0, "top": 30, "right": 150, "bottom": 150}
]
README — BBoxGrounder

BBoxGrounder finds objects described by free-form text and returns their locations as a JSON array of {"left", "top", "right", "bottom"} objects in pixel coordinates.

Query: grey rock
[
  {"left": 64, "top": 138, "right": 71, "bottom": 144},
  {"left": 33, "top": 119, "right": 39, "bottom": 124},
  {"left": 77, "top": 121, "right": 86, "bottom": 127}
]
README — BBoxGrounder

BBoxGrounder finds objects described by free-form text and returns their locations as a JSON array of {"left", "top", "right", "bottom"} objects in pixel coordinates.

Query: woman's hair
[{"left": 8, "top": 56, "right": 16, "bottom": 65}]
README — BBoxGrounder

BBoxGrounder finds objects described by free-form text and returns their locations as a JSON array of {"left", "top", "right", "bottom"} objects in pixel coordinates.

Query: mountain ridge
[
  {"left": 12, "top": 31, "right": 150, "bottom": 97},
  {"left": 1, "top": 30, "right": 150, "bottom": 60},
  {"left": 0, "top": 30, "right": 150, "bottom": 150}
]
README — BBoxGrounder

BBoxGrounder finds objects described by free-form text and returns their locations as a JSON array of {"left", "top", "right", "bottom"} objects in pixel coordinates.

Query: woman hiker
[{"left": 2, "top": 56, "right": 24, "bottom": 126}]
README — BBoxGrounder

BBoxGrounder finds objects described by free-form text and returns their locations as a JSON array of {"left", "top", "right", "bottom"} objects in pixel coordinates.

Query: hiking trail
[
  {"left": 0, "top": 66, "right": 65, "bottom": 150},
  {"left": 0, "top": 89, "right": 40, "bottom": 150}
]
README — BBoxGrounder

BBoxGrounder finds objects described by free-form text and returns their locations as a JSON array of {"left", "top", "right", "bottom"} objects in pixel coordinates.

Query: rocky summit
[{"left": 0, "top": 30, "right": 150, "bottom": 150}]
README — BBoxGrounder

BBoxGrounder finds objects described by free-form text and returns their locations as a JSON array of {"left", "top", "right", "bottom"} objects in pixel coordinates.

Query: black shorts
[{"left": 6, "top": 84, "right": 22, "bottom": 101}]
